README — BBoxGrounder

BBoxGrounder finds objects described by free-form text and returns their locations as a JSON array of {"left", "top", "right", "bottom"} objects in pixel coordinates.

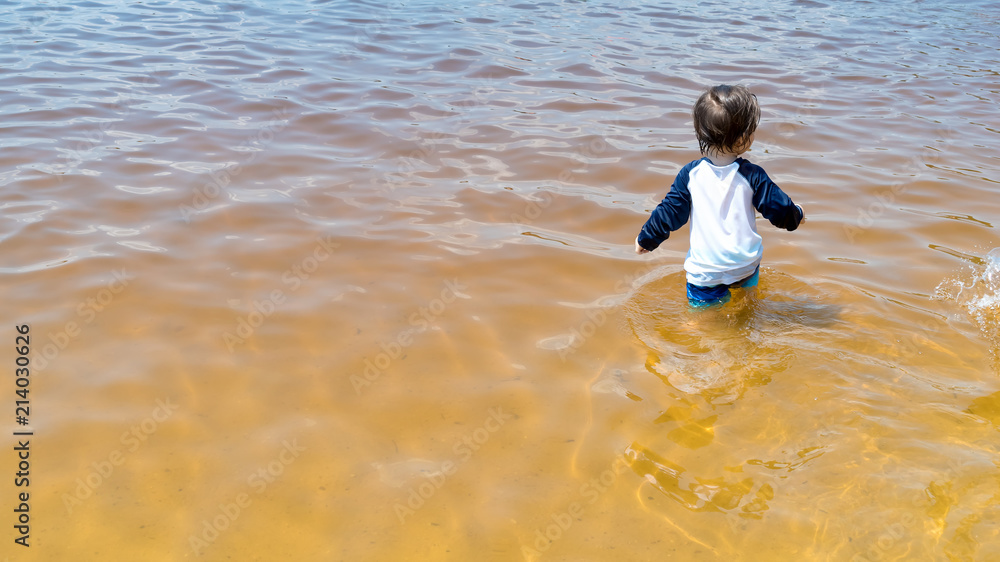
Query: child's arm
[
  {"left": 740, "top": 161, "right": 804, "bottom": 231},
  {"left": 635, "top": 165, "right": 695, "bottom": 254}
]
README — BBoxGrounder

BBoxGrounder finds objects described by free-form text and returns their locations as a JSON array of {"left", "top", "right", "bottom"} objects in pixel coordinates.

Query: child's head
[{"left": 693, "top": 85, "right": 760, "bottom": 156}]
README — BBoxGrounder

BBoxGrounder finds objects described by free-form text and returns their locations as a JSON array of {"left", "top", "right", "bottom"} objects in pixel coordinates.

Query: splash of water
[{"left": 935, "top": 247, "right": 1000, "bottom": 351}]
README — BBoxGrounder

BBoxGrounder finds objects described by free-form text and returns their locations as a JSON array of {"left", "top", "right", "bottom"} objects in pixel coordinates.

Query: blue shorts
[{"left": 686, "top": 266, "right": 760, "bottom": 306}]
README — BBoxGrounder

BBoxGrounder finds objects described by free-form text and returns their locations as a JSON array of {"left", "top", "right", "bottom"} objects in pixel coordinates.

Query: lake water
[{"left": 3, "top": 0, "right": 1000, "bottom": 560}]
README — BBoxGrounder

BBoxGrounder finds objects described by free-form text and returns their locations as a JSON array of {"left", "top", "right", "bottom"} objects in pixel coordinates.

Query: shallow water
[{"left": 2, "top": 0, "right": 1000, "bottom": 560}]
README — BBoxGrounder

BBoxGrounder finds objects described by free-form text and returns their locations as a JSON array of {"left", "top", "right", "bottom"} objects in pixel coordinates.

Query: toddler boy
[{"left": 635, "top": 84, "right": 804, "bottom": 305}]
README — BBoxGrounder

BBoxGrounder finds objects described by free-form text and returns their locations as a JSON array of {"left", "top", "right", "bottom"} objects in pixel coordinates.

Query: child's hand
[
  {"left": 796, "top": 204, "right": 805, "bottom": 223},
  {"left": 635, "top": 237, "right": 650, "bottom": 255}
]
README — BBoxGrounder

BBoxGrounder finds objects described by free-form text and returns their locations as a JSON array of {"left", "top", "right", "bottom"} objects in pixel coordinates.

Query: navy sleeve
[
  {"left": 636, "top": 161, "right": 695, "bottom": 251},
  {"left": 739, "top": 159, "right": 803, "bottom": 231}
]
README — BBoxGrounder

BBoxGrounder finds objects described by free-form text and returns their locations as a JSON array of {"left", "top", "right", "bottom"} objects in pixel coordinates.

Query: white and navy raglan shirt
[{"left": 637, "top": 157, "right": 803, "bottom": 287}]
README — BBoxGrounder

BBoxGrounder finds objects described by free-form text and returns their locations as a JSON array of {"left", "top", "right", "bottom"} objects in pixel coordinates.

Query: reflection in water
[
  {"left": 625, "top": 267, "right": 841, "bottom": 403},
  {"left": 653, "top": 403, "right": 717, "bottom": 450},
  {"left": 626, "top": 442, "right": 774, "bottom": 519},
  {"left": 745, "top": 446, "right": 827, "bottom": 473}
]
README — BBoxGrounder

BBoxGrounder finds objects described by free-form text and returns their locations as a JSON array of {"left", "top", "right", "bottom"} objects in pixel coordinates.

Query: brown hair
[{"left": 693, "top": 85, "right": 760, "bottom": 155}]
